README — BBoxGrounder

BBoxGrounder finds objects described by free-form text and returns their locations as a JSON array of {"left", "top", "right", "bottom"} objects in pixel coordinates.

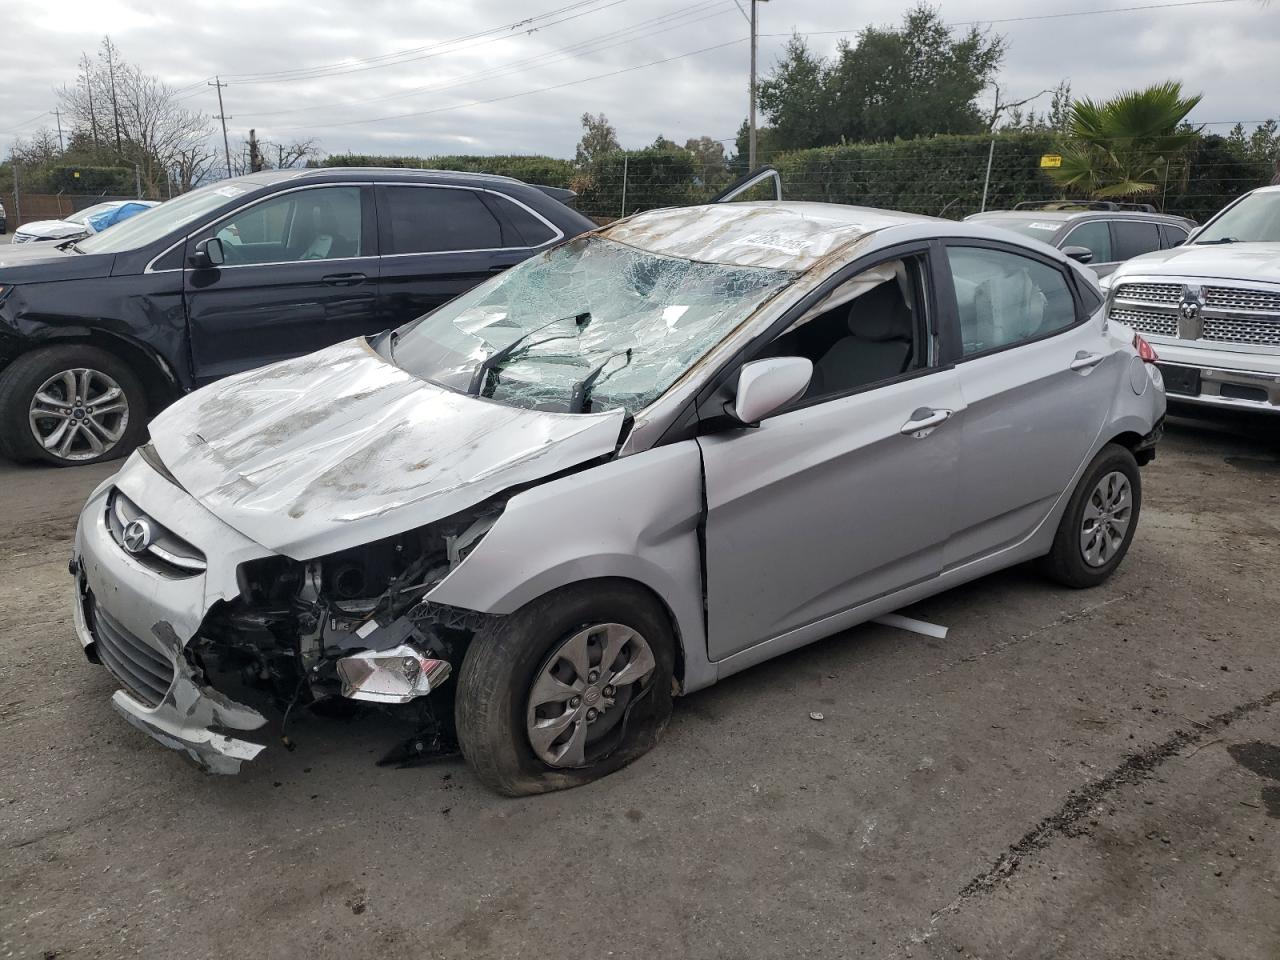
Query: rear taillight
[{"left": 1133, "top": 333, "right": 1159, "bottom": 363}]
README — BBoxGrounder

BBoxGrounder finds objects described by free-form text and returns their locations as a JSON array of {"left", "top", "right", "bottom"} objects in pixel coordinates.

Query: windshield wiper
[
  {"left": 469, "top": 312, "right": 591, "bottom": 397},
  {"left": 1195, "top": 237, "right": 1239, "bottom": 245},
  {"left": 569, "top": 349, "right": 632, "bottom": 414}
]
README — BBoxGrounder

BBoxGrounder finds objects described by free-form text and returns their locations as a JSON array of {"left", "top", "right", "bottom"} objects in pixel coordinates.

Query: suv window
[
  {"left": 946, "top": 246, "right": 1077, "bottom": 357},
  {"left": 1160, "top": 224, "right": 1189, "bottom": 248},
  {"left": 213, "top": 186, "right": 363, "bottom": 265},
  {"left": 1062, "top": 220, "right": 1113, "bottom": 263},
  {"left": 490, "top": 194, "right": 557, "bottom": 246},
  {"left": 385, "top": 186, "right": 504, "bottom": 254},
  {"left": 759, "top": 256, "right": 927, "bottom": 404},
  {"left": 1111, "top": 220, "right": 1161, "bottom": 260}
]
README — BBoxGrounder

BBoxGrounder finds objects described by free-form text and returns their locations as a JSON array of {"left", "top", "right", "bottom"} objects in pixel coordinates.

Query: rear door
[
  {"left": 938, "top": 241, "right": 1119, "bottom": 568},
  {"left": 1111, "top": 220, "right": 1163, "bottom": 267},
  {"left": 184, "top": 183, "right": 378, "bottom": 383},
  {"left": 374, "top": 185, "right": 549, "bottom": 329},
  {"left": 1060, "top": 219, "right": 1116, "bottom": 276}
]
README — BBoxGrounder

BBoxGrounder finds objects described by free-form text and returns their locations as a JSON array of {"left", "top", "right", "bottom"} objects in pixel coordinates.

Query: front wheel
[
  {"left": 1039, "top": 443, "right": 1142, "bottom": 588},
  {"left": 455, "top": 580, "right": 676, "bottom": 796},
  {"left": 0, "top": 345, "right": 148, "bottom": 466}
]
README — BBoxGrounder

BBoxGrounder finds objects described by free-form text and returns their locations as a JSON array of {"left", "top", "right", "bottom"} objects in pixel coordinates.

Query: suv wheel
[
  {"left": 0, "top": 345, "right": 148, "bottom": 466},
  {"left": 1039, "top": 443, "right": 1142, "bottom": 588},
  {"left": 455, "top": 580, "right": 676, "bottom": 796}
]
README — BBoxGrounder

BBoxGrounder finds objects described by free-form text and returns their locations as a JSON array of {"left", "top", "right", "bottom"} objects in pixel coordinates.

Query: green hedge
[
  {"left": 320, "top": 153, "right": 574, "bottom": 187},
  {"left": 20, "top": 165, "right": 135, "bottom": 195},
  {"left": 574, "top": 148, "right": 703, "bottom": 218}
]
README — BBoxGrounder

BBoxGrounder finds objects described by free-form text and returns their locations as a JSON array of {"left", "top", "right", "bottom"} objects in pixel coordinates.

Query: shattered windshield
[{"left": 386, "top": 235, "right": 796, "bottom": 415}]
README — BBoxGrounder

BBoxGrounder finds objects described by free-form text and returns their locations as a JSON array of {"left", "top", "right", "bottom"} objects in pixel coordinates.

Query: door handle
[
  {"left": 900, "top": 407, "right": 953, "bottom": 437},
  {"left": 1070, "top": 351, "right": 1105, "bottom": 371},
  {"left": 322, "top": 272, "right": 367, "bottom": 287}
]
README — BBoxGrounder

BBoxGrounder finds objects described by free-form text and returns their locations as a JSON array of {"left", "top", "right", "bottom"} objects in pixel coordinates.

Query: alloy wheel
[
  {"left": 1079, "top": 470, "right": 1132, "bottom": 567},
  {"left": 526, "top": 622, "right": 657, "bottom": 768},
  {"left": 27, "top": 368, "right": 130, "bottom": 462}
]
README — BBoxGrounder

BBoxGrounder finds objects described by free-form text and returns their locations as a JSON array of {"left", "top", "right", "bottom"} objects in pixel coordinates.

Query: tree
[
  {"left": 575, "top": 112, "right": 620, "bottom": 167},
  {"left": 56, "top": 36, "right": 215, "bottom": 196},
  {"left": 1048, "top": 81, "right": 1203, "bottom": 199},
  {"left": 231, "top": 134, "right": 323, "bottom": 175},
  {"left": 684, "top": 136, "right": 730, "bottom": 186},
  {"left": 757, "top": 5, "right": 1005, "bottom": 151}
]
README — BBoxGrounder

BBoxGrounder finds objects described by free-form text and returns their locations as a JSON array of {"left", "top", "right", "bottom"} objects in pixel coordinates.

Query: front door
[
  {"left": 698, "top": 250, "right": 964, "bottom": 661},
  {"left": 185, "top": 184, "right": 379, "bottom": 383},
  {"left": 939, "top": 242, "right": 1119, "bottom": 568}
]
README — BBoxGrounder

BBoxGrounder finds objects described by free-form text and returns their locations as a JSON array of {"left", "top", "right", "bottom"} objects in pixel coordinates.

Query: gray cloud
[{"left": 2, "top": 0, "right": 1275, "bottom": 163}]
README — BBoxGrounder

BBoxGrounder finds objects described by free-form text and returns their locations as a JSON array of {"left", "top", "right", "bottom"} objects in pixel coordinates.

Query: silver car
[{"left": 70, "top": 202, "right": 1166, "bottom": 794}]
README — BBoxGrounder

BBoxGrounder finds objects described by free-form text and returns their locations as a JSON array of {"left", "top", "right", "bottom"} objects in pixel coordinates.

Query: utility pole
[
  {"left": 54, "top": 108, "right": 64, "bottom": 152},
  {"left": 248, "top": 128, "right": 263, "bottom": 172},
  {"left": 748, "top": 0, "right": 769, "bottom": 170},
  {"left": 210, "top": 77, "right": 232, "bottom": 179},
  {"left": 135, "top": 163, "right": 142, "bottom": 199}
]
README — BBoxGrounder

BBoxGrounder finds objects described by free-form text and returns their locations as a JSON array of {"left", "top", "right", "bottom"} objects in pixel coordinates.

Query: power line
[
  {"left": 274, "top": 37, "right": 748, "bottom": 132},
  {"left": 224, "top": 0, "right": 629, "bottom": 85},
  {"left": 764, "top": 0, "right": 1248, "bottom": 38},
  {"left": 245, "top": 0, "right": 734, "bottom": 120},
  {"left": 0, "top": 110, "right": 52, "bottom": 136}
]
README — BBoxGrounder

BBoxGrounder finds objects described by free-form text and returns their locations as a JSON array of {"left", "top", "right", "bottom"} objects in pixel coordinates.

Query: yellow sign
[
  {"left": 73, "top": 171, "right": 81, "bottom": 178},
  {"left": 1040, "top": 154, "right": 1063, "bottom": 168}
]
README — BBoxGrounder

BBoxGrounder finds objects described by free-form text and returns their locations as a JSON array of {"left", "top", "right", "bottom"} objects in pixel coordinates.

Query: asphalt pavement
[{"left": 1, "top": 410, "right": 1278, "bottom": 959}]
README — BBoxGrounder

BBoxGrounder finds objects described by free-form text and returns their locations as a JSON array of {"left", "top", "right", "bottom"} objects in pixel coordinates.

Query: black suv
[
  {"left": 966, "top": 201, "right": 1195, "bottom": 278},
  {"left": 0, "top": 168, "right": 595, "bottom": 465}
]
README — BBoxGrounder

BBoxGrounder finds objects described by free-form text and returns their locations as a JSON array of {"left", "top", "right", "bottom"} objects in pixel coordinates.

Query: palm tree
[{"left": 1049, "top": 81, "right": 1202, "bottom": 200}]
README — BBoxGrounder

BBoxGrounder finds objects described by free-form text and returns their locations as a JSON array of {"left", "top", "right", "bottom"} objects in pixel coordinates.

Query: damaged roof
[{"left": 602, "top": 202, "right": 939, "bottom": 271}]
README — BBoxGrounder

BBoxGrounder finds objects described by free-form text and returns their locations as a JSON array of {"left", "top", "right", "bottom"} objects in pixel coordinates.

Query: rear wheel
[
  {"left": 0, "top": 345, "right": 148, "bottom": 466},
  {"left": 455, "top": 580, "right": 675, "bottom": 796},
  {"left": 1039, "top": 443, "right": 1142, "bottom": 588}
]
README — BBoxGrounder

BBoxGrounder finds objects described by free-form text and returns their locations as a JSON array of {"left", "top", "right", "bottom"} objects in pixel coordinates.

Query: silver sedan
[{"left": 71, "top": 202, "right": 1166, "bottom": 793}]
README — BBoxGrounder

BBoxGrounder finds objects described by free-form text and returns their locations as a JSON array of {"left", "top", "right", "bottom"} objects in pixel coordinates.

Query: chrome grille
[
  {"left": 1202, "top": 316, "right": 1280, "bottom": 346},
  {"left": 89, "top": 597, "right": 175, "bottom": 707},
  {"left": 1110, "top": 307, "right": 1177, "bottom": 338},
  {"left": 106, "top": 490, "right": 206, "bottom": 577},
  {"left": 1115, "top": 282, "right": 1182, "bottom": 304},
  {"left": 1204, "top": 287, "right": 1280, "bottom": 314}
]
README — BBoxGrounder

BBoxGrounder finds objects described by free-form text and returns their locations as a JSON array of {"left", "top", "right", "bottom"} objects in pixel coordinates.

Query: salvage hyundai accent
[{"left": 71, "top": 202, "right": 1165, "bottom": 794}]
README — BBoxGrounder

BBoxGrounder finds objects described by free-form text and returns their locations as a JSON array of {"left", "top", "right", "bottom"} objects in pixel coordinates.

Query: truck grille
[
  {"left": 1110, "top": 307, "right": 1178, "bottom": 338},
  {"left": 1204, "top": 287, "right": 1280, "bottom": 314},
  {"left": 89, "top": 597, "right": 175, "bottom": 707},
  {"left": 1110, "top": 281, "right": 1280, "bottom": 347}
]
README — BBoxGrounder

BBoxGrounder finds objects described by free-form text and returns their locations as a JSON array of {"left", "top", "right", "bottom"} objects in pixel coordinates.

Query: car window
[
  {"left": 384, "top": 186, "right": 505, "bottom": 254},
  {"left": 1195, "top": 190, "right": 1280, "bottom": 243},
  {"left": 757, "top": 257, "right": 927, "bottom": 404},
  {"left": 1062, "top": 220, "right": 1113, "bottom": 263},
  {"left": 213, "top": 186, "right": 362, "bottom": 265},
  {"left": 1160, "top": 224, "right": 1189, "bottom": 248},
  {"left": 1111, "top": 220, "right": 1161, "bottom": 260},
  {"left": 490, "top": 194, "right": 557, "bottom": 246},
  {"left": 946, "top": 246, "right": 1077, "bottom": 357}
]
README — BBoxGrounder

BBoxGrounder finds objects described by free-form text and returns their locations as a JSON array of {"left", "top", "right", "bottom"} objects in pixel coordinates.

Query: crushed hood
[
  {"left": 148, "top": 339, "right": 626, "bottom": 558},
  {"left": 1112, "top": 242, "right": 1280, "bottom": 284}
]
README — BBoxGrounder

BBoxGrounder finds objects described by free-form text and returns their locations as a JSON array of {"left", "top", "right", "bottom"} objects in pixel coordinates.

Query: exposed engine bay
[{"left": 190, "top": 502, "right": 504, "bottom": 763}]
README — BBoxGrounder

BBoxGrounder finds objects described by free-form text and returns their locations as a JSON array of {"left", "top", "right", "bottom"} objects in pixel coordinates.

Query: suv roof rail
[{"left": 1012, "top": 199, "right": 1160, "bottom": 213}]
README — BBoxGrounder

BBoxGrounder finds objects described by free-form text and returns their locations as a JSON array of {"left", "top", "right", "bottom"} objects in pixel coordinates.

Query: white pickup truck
[{"left": 1101, "top": 185, "right": 1280, "bottom": 414}]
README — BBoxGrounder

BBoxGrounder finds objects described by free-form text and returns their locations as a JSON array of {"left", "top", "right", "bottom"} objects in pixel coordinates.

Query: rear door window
[
  {"left": 1160, "top": 224, "right": 1189, "bottom": 248},
  {"left": 945, "top": 245, "right": 1079, "bottom": 357},
  {"left": 1061, "top": 220, "right": 1113, "bottom": 263},
  {"left": 1112, "top": 220, "right": 1161, "bottom": 260},
  {"left": 383, "top": 186, "right": 504, "bottom": 254}
]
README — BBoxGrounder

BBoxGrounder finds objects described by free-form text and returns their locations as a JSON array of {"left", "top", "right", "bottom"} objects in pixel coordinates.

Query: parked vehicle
[
  {"left": 1098, "top": 185, "right": 1280, "bottom": 414},
  {"left": 967, "top": 202, "right": 1195, "bottom": 278},
  {"left": 0, "top": 199, "right": 6, "bottom": 235},
  {"left": 0, "top": 168, "right": 594, "bottom": 465},
  {"left": 71, "top": 201, "right": 1165, "bottom": 793},
  {"left": 10, "top": 200, "right": 160, "bottom": 245}
]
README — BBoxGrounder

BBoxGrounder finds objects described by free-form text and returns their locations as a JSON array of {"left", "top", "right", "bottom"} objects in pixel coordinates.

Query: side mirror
[
  {"left": 1062, "top": 245, "right": 1094, "bottom": 264},
  {"left": 729, "top": 357, "right": 813, "bottom": 426},
  {"left": 188, "top": 236, "right": 225, "bottom": 269}
]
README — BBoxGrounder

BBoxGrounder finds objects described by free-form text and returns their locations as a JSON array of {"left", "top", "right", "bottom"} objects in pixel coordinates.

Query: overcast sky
[{"left": 2, "top": 0, "right": 1275, "bottom": 164}]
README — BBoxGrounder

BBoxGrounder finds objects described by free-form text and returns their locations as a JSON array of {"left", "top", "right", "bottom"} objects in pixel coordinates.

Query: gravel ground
[{"left": 1, "top": 409, "right": 1278, "bottom": 960}]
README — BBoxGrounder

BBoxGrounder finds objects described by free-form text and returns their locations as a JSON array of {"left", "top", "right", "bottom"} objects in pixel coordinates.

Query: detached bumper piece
[{"left": 74, "top": 579, "right": 268, "bottom": 775}]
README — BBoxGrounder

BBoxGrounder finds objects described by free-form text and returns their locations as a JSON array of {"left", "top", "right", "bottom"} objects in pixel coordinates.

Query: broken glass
[{"left": 388, "top": 236, "right": 797, "bottom": 415}]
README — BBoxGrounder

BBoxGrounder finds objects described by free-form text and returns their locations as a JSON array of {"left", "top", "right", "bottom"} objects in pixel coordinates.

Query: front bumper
[
  {"left": 72, "top": 455, "right": 276, "bottom": 773},
  {"left": 1144, "top": 340, "right": 1280, "bottom": 415}
]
